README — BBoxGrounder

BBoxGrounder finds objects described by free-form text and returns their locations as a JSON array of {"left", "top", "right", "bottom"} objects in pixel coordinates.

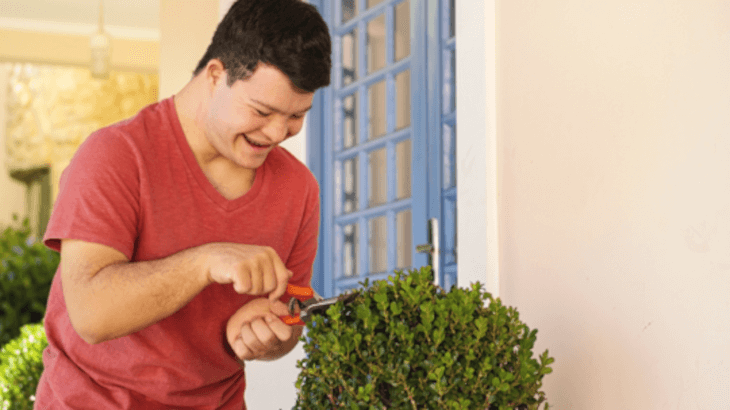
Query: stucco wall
[{"left": 498, "top": 1, "right": 730, "bottom": 408}]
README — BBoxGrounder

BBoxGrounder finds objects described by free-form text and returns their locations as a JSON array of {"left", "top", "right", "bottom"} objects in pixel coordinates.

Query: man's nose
[{"left": 262, "top": 117, "right": 289, "bottom": 144}]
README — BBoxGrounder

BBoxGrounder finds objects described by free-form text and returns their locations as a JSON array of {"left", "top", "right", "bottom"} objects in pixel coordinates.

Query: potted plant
[{"left": 294, "top": 266, "right": 554, "bottom": 409}]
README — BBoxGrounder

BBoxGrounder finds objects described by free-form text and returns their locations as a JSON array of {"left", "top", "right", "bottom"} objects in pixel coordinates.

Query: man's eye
[{"left": 256, "top": 109, "right": 271, "bottom": 117}]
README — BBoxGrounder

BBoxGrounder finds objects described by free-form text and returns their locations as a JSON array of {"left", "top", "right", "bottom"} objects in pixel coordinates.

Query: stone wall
[{"left": 3, "top": 62, "right": 158, "bottom": 232}]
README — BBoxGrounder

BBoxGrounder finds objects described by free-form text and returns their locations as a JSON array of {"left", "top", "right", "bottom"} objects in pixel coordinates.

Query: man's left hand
[{"left": 226, "top": 298, "right": 301, "bottom": 361}]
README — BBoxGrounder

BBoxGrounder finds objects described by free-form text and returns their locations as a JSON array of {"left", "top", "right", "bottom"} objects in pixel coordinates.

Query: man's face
[{"left": 204, "top": 63, "right": 314, "bottom": 170}]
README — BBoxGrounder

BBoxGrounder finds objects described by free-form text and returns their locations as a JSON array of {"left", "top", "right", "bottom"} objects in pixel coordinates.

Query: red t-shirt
[{"left": 35, "top": 97, "right": 320, "bottom": 409}]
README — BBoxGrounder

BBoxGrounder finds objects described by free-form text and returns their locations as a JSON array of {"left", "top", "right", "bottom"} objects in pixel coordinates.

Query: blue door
[{"left": 308, "top": 0, "right": 456, "bottom": 297}]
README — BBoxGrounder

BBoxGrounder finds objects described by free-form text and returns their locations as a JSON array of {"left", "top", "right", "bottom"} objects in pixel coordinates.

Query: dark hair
[{"left": 194, "top": 0, "right": 331, "bottom": 93}]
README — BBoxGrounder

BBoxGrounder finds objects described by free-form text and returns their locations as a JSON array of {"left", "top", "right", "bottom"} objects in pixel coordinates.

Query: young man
[{"left": 33, "top": 0, "right": 331, "bottom": 408}]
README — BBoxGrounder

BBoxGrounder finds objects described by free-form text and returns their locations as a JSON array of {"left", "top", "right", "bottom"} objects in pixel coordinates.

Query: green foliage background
[
  {"left": 0, "top": 324, "right": 47, "bottom": 410},
  {"left": 295, "top": 267, "right": 554, "bottom": 410},
  {"left": 0, "top": 217, "right": 58, "bottom": 347}
]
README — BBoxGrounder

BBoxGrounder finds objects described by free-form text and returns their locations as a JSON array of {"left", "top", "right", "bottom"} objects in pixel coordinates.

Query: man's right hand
[{"left": 202, "top": 243, "right": 293, "bottom": 302}]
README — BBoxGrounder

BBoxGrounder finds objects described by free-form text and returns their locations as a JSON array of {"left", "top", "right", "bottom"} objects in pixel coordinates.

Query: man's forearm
[{"left": 64, "top": 244, "right": 211, "bottom": 344}]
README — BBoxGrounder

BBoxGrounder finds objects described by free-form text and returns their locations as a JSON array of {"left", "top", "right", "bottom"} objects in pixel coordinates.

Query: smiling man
[{"left": 33, "top": 1, "right": 331, "bottom": 409}]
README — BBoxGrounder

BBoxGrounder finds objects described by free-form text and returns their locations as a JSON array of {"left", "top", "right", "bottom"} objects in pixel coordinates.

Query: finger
[
  {"left": 232, "top": 337, "right": 253, "bottom": 361},
  {"left": 250, "top": 260, "right": 263, "bottom": 295},
  {"left": 263, "top": 247, "right": 290, "bottom": 302},
  {"left": 250, "top": 318, "right": 279, "bottom": 346},
  {"left": 240, "top": 321, "right": 267, "bottom": 357},
  {"left": 268, "top": 300, "right": 291, "bottom": 317},
  {"left": 261, "top": 258, "right": 277, "bottom": 296},
  {"left": 233, "top": 266, "right": 252, "bottom": 294},
  {"left": 269, "top": 266, "right": 292, "bottom": 303},
  {"left": 265, "top": 314, "right": 294, "bottom": 341}
]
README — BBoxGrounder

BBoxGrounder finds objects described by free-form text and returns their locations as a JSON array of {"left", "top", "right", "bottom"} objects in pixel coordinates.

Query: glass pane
[
  {"left": 369, "top": 216, "right": 387, "bottom": 273},
  {"left": 343, "top": 157, "right": 359, "bottom": 213},
  {"left": 367, "top": 0, "right": 386, "bottom": 9},
  {"left": 443, "top": 197, "right": 457, "bottom": 265},
  {"left": 449, "top": 0, "right": 455, "bottom": 38},
  {"left": 343, "top": 94, "right": 358, "bottom": 149},
  {"left": 396, "top": 139, "right": 411, "bottom": 200},
  {"left": 450, "top": 49, "right": 456, "bottom": 112},
  {"left": 395, "top": 70, "right": 411, "bottom": 130},
  {"left": 368, "top": 80, "right": 387, "bottom": 140},
  {"left": 343, "top": 223, "right": 359, "bottom": 277},
  {"left": 342, "top": 0, "right": 358, "bottom": 23},
  {"left": 367, "top": 14, "right": 386, "bottom": 73},
  {"left": 368, "top": 148, "right": 387, "bottom": 207},
  {"left": 341, "top": 29, "right": 358, "bottom": 86},
  {"left": 443, "top": 49, "right": 456, "bottom": 113},
  {"left": 396, "top": 210, "right": 412, "bottom": 269},
  {"left": 443, "top": 124, "right": 456, "bottom": 189},
  {"left": 394, "top": 0, "right": 410, "bottom": 61}
]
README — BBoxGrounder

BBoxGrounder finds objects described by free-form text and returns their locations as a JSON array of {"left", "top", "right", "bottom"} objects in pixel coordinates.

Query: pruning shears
[{"left": 279, "top": 283, "right": 358, "bottom": 326}]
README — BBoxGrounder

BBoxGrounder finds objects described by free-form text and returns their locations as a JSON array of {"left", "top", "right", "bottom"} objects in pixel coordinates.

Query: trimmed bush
[
  {"left": 294, "top": 266, "right": 554, "bottom": 410},
  {"left": 0, "top": 217, "right": 58, "bottom": 347},
  {"left": 0, "top": 323, "right": 47, "bottom": 410}
]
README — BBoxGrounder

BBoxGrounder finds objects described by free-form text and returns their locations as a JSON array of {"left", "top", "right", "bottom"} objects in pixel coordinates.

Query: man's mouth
[{"left": 244, "top": 134, "right": 271, "bottom": 149}]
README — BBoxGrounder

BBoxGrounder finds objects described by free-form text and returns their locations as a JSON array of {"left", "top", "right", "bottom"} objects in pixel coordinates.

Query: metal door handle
[{"left": 416, "top": 218, "right": 440, "bottom": 287}]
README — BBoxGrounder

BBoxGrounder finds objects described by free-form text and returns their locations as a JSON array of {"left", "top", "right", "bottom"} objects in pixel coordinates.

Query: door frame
[{"left": 306, "top": 0, "right": 498, "bottom": 297}]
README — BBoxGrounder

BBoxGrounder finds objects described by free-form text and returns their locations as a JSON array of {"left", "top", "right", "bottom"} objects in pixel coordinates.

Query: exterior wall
[
  {"left": 0, "top": 65, "right": 27, "bottom": 227},
  {"left": 497, "top": 1, "right": 730, "bottom": 408}
]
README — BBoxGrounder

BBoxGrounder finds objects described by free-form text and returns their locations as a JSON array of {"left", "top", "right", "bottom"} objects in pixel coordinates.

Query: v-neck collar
[{"left": 164, "top": 96, "right": 265, "bottom": 212}]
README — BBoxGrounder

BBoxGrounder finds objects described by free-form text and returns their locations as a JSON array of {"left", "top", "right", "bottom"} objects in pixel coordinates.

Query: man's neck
[
  {"left": 174, "top": 79, "right": 214, "bottom": 166},
  {"left": 173, "top": 79, "right": 256, "bottom": 200}
]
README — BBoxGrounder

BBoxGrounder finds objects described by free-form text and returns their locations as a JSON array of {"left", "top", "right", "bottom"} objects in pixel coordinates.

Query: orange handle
[
  {"left": 279, "top": 284, "right": 314, "bottom": 326},
  {"left": 285, "top": 283, "right": 314, "bottom": 299},
  {"left": 280, "top": 315, "right": 306, "bottom": 326}
]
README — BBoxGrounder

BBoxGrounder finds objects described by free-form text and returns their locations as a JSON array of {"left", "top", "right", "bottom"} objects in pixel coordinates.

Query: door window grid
[
  {"left": 438, "top": 0, "right": 457, "bottom": 288},
  {"left": 333, "top": 0, "right": 413, "bottom": 294}
]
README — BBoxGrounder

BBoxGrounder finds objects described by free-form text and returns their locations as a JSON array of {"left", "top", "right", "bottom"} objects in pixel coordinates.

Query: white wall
[
  {"left": 158, "top": 0, "right": 218, "bottom": 100},
  {"left": 498, "top": 1, "right": 730, "bottom": 408}
]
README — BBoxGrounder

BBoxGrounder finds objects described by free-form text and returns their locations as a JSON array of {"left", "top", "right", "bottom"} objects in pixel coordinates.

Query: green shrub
[
  {"left": 295, "top": 266, "right": 554, "bottom": 410},
  {"left": 0, "top": 323, "right": 47, "bottom": 410},
  {"left": 0, "top": 216, "right": 58, "bottom": 347}
]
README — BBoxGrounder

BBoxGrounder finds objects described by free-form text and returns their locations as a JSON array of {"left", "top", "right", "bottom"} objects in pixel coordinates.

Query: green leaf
[{"left": 389, "top": 301, "right": 402, "bottom": 315}]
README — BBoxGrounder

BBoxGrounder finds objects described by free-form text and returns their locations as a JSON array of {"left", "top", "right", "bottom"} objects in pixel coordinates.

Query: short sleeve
[{"left": 44, "top": 129, "right": 141, "bottom": 260}]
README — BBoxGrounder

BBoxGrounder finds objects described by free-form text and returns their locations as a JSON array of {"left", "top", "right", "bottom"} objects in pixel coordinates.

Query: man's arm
[{"left": 61, "top": 239, "right": 292, "bottom": 344}]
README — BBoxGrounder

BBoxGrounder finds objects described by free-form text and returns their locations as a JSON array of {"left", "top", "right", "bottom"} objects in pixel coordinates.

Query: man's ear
[{"left": 204, "top": 59, "right": 227, "bottom": 89}]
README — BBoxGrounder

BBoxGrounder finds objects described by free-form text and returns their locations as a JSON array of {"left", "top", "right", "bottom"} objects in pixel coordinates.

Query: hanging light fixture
[{"left": 90, "top": 0, "right": 112, "bottom": 79}]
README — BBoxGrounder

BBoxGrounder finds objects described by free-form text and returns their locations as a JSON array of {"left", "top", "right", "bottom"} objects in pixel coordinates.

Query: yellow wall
[
  {"left": 498, "top": 1, "right": 730, "bottom": 408},
  {"left": 0, "top": 65, "right": 27, "bottom": 227}
]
